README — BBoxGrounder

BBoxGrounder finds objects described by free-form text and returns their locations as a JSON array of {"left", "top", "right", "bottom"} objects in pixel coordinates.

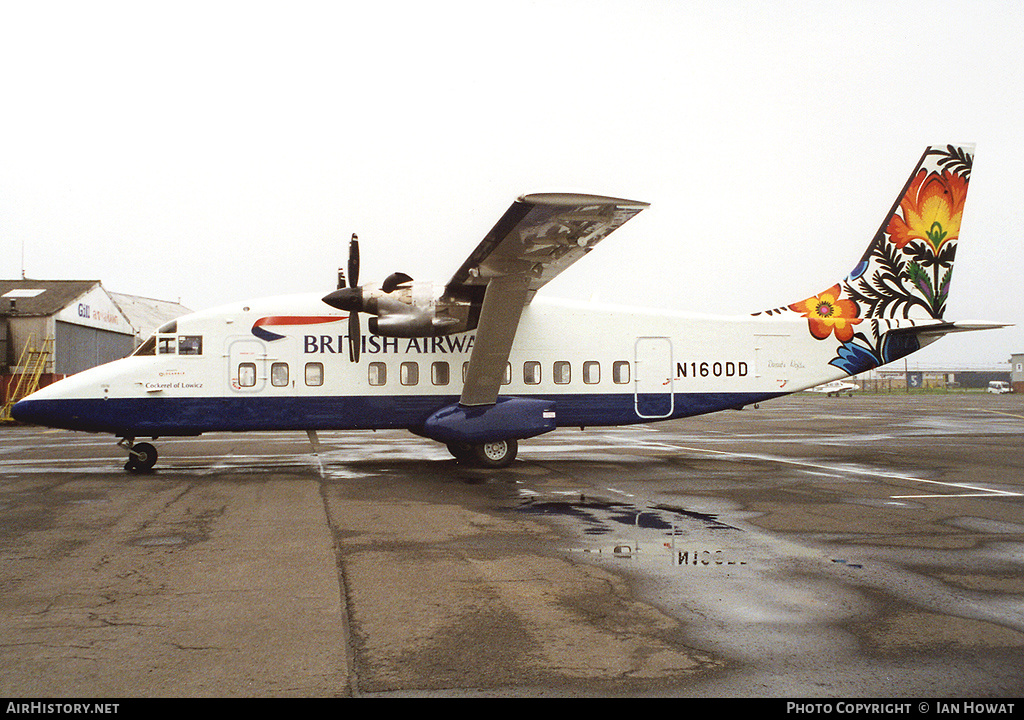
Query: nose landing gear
[{"left": 118, "top": 438, "right": 158, "bottom": 473}]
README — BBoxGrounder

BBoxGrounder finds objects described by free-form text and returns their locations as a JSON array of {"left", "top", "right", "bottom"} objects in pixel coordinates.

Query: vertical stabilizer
[
  {"left": 760, "top": 144, "right": 975, "bottom": 375},
  {"left": 847, "top": 144, "right": 973, "bottom": 321}
]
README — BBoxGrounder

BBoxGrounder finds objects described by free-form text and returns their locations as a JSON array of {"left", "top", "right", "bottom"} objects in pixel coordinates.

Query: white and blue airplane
[
  {"left": 13, "top": 144, "right": 1003, "bottom": 471},
  {"left": 806, "top": 380, "right": 860, "bottom": 397}
]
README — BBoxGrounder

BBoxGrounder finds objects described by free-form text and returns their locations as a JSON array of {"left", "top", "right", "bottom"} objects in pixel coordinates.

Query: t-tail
[{"left": 761, "top": 144, "right": 1003, "bottom": 376}]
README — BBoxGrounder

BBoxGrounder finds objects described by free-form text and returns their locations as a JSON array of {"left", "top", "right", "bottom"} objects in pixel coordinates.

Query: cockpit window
[
  {"left": 178, "top": 336, "right": 203, "bottom": 355},
  {"left": 158, "top": 320, "right": 178, "bottom": 334},
  {"left": 133, "top": 332, "right": 202, "bottom": 357},
  {"left": 134, "top": 336, "right": 156, "bottom": 356}
]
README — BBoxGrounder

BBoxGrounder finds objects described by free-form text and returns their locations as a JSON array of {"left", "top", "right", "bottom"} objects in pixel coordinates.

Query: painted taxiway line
[
  {"left": 977, "top": 408, "right": 1024, "bottom": 421},
  {"left": 625, "top": 439, "right": 1022, "bottom": 500}
]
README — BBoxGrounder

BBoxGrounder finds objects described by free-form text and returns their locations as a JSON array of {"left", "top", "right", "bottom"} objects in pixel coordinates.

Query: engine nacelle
[
  {"left": 324, "top": 279, "right": 476, "bottom": 338},
  {"left": 368, "top": 312, "right": 461, "bottom": 337},
  {"left": 364, "top": 282, "right": 470, "bottom": 337}
]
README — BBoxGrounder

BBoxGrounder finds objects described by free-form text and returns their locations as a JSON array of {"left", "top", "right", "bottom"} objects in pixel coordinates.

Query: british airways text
[{"left": 305, "top": 334, "right": 476, "bottom": 355}]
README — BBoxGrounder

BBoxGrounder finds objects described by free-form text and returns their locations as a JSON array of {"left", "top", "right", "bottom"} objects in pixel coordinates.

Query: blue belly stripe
[{"left": 13, "top": 391, "right": 784, "bottom": 437}]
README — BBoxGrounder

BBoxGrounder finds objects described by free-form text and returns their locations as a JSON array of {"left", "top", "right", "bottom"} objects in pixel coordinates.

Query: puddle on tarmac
[{"left": 517, "top": 497, "right": 737, "bottom": 536}]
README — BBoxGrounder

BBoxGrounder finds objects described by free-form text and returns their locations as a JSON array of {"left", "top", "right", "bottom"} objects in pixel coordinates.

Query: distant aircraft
[
  {"left": 806, "top": 380, "right": 860, "bottom": 397},
  {"left": 13, "top": 144, "right": 1006, "bottom": 471}
]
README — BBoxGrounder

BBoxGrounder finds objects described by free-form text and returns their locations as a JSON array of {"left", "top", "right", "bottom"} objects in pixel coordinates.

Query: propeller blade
[
  {"left": 348, "top": 234, "right": 360, "bottom": 288},
  {"left": 381, "top": 272, "right": 413, "bottom": 294},
  {"left": 348, "top": 310, "right": 360, "bottom": 362}
]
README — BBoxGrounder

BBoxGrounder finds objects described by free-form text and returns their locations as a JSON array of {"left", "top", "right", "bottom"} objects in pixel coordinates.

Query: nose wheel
[{"left": 119, "top": 439, "right": 158, "bottom": 473}]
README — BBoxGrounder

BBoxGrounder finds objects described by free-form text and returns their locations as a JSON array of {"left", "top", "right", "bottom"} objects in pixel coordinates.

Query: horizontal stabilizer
[{"left": 911, "top": 320, "right": 1012, "bottom": 337}]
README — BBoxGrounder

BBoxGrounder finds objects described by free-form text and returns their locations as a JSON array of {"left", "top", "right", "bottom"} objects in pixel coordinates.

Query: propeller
[
  {"left": 348, "top": 233, "right": 360, "bottom": 288},
  {"left": 346, "top": 234, "right": 361, "bottom": 362},
  {"left": 322, "top": 234, "right": 414, "bottom": 362},
  {"left": 323, "top": 234, "right": 363, "bottom": 362}
]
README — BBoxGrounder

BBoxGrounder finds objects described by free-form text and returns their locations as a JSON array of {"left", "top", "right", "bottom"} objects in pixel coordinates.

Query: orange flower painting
[
  {"left": 789, "top": 284, "right": 861, "bottom": 342},
  {"left": 886, "top": 169, "right": 968, "bottom": 253}
]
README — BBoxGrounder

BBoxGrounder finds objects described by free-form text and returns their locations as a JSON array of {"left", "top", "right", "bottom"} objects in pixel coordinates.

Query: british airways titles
[{"left": 302, "top": 332, "right": 749, "bottom": 380}]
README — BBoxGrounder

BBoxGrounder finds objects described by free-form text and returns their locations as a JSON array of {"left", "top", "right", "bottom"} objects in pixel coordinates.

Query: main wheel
[
  {"left": 446, "top": 442, "right": 473, "bottom": 462},
  {"left": 470, "top": 439, "right": 517, "bottom": 469},
  {"left": 126, "top": 442, "right": 158, "bottom": 473}
]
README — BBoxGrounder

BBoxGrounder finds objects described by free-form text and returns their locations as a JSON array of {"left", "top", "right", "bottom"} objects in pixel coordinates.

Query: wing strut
[{"left": 459, "top": 274, "right": 530, "bottom": 406}]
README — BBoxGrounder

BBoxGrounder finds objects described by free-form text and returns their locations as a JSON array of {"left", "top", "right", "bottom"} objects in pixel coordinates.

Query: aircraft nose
[
  {"left": 10, "top": 398, "right": 40, "bottom": 425},
  {"left": 10, "top": 396, "right": 58, "bottom": 426}
]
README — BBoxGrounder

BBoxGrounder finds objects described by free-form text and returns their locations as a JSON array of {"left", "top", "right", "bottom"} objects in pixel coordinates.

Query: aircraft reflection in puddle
[{"left": 517, "top": 496, "right": 747, "bottom": 567}]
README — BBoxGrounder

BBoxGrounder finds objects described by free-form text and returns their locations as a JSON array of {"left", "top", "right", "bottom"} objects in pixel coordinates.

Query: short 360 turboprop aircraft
[{"left": 14, "top": 144, "right": 1003, "bottom": 471}]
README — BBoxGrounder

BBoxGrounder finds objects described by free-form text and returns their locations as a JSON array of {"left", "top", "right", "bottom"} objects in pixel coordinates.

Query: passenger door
[
  {"left": 228, "top": 338, "right": 267, "bottom": 392},
  {"left": 634, "top": 336, "right": 674, "bottom": 418}
]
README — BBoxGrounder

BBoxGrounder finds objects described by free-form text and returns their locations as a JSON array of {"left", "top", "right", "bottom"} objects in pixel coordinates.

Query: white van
[{"left": 987, "top": 381, "right": 1011, "bottom": 394}]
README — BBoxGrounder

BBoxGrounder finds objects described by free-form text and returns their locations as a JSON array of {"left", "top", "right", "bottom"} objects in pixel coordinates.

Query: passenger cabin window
[
  {"left": 431, "top": 361, "right": 450, "bottom": 386},
  {"left": 368, "top": 362, "right": 386, "bottom": 386},
  {"left": 271, "top": 362, "right": 289, "bottom": 387},
  {"left": 305, "top": 362, "right": 324, "bottom": 387},
  {"left": 524, "top": 361, "right": 541, "bottom": 385},
  {"left": 401, "top": 362, "right": 419, "bottom": 386},
  {"left": 613, "top": 360, "right": 630, "bottom": 384},
  {"left": 583, "top": 361, "right": 600, "bottom": 384},
  {"left": 553, "top": 361, "right": 571, "bottom": 384},
  {"left": 238, "top": 363, "right": 256, "bottom": 387}
]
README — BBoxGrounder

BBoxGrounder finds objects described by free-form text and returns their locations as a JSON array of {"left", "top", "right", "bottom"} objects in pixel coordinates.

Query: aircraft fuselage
[{"left": 12, "top": 293, "right": 929, "bottom": 439}]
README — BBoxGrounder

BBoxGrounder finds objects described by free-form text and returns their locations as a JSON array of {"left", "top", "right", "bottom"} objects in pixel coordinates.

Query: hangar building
[{"left": 1, "top": 279, "right": 189, "bottom": 414}]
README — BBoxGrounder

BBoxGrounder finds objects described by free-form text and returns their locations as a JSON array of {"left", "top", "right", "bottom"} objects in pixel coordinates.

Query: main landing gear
[
  {"left": 113, "top": 435, "right": 518, "bottom": 472},
  {"left": 118, "top": 438, "right": 158, "bottom": 473},
  {"left": 446, "top": 439, "right": 518, "bottom": 469}
]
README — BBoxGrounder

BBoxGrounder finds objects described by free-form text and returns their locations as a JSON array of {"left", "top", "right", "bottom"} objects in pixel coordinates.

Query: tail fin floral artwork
[{"left": 763, "top": 145, "right": 973, "bottom": 375}]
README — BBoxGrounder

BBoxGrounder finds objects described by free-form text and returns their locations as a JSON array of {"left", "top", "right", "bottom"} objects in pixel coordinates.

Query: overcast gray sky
[{"left": 2, "top": 0, "right": 1021, "bottom": 368}]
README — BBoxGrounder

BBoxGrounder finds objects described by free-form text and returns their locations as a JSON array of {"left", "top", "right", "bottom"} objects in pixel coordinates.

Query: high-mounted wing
[
  {"left": 443, "top": 193, "right": 649, "bottom": 304},
  {"left": 449, "top": 193, "right": 648, "bottom": 406}
]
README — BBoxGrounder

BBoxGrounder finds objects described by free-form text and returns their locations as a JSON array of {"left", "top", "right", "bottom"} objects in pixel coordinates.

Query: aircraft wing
[
  {"left": 443, "top": 193, "right": 649, "bottom": 302},
  {"left": 448, "top": 193, "right": 648, "bottom": 406}
]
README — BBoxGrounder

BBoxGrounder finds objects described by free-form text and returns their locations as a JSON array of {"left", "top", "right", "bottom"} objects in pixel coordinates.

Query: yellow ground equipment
[{"left": 1, "top": 335, "right": 53, "bottom": 423}]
